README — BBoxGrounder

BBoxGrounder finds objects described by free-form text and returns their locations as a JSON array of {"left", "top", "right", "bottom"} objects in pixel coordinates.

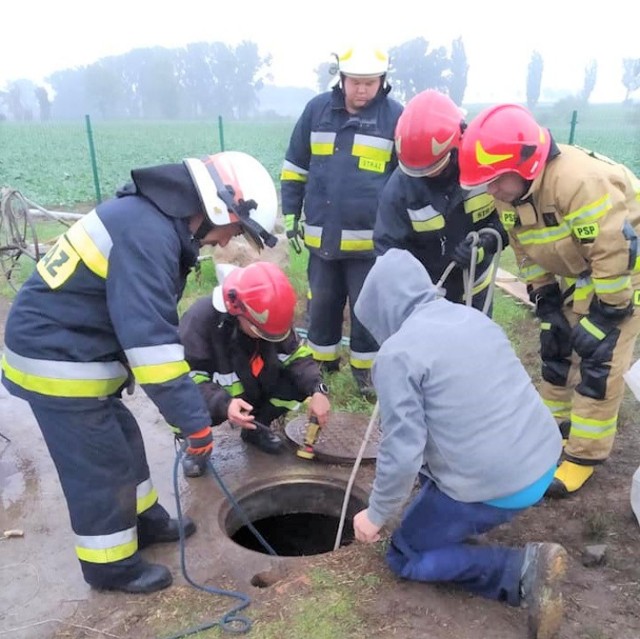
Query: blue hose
[{"left": 162, "top": 447, "right": 277, "bottom": 638}]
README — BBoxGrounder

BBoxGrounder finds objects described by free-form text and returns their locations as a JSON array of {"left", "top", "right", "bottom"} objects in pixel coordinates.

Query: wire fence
[{"left": 1, "top": 104, "right": 638, "bottom": 210}]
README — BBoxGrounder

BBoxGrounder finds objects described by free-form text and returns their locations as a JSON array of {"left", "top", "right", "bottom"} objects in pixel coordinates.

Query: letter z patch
[
  {"left": 573, "top": 223, "right": 599, "bottom": 242},
  {"left": 37, "top": 235, "right": 81, "bottom": 289}
]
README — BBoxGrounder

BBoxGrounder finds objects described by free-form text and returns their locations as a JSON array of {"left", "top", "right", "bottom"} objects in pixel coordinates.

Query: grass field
[{"left": 1, "top": 103, "right": 638, "bottom": 209}]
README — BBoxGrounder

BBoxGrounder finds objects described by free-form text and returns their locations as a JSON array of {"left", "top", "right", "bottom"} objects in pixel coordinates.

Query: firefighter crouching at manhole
[
  {"left": 177, "top": 261, "right": 331, "bottom": 477},
  {"left": 374, "top": 89, "right": 508, "bottom": 313},
  {"left": 352, "top": 249, "right": 567, "bottom": 639},
  {"left": 458, "top": 103, "right": 640, "bottom": 498},
  {"left": 1, "top": 151, "right": 278, "bottom": 594},
  {"left": 280, "top": 45, "right": 403, "bottom": 399}
]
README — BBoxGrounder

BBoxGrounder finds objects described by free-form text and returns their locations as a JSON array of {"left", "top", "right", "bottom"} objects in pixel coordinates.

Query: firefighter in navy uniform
[
  {"left": 459, "top": 103, "right": 640, "bottom": 497},
  {"left": 1, "top": 151, "right": 278, "bottom": 593},
  {"left": 280, "top": 45, "right": 403, "bottom": 398},
  {"left": 178, "top": 261, "right": 331, "bottom": 477},
  {"left": 374, "top": 90, "right": 508, "bottom": 311}
]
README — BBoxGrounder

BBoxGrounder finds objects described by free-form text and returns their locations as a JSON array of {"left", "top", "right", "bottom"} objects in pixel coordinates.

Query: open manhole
[{"left": 220, "top": 477, "right": 367, "bottom": 556}]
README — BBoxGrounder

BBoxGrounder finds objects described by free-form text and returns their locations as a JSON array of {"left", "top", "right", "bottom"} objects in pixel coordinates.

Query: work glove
[
  {"left": 572, "top": 298, "right": 633, "bottom": 361},
  {"left": 452, "top": 233, "right": 498, "bottom": 269},
  {"left": 284, "top": 214, "right": 303, "bottom": 254},
  {"left": 185, "top": 426, "right": 214, "bottom": 458}
]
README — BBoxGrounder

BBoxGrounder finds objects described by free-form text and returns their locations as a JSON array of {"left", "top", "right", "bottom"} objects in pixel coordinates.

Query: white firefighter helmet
[
  {"left": 183, "top": 151, "right": 278, "bottom": 251},
  {"left": 335, "top": 46, "right": 389, "bottom": 78}
]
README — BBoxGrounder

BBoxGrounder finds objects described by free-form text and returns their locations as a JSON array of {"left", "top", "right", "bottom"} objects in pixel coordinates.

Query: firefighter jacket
[
  {"left": 178, "top": 296, "right": 323, "bottom": 424},
  {"left": 497, "top": 141, "right": 640, "bottom": 314},
  {"left": 281, "top": 85, "right": 403, "bottom": 260},
  {"left": 1, "top": 163, "right": 211, "bottom": 437},
  {"left": 374, "top": 156, "right": 508, "bottom": 303}
]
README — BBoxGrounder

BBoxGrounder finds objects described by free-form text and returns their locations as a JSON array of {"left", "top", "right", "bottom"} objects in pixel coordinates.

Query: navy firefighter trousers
[{"left": 30, "top": 395, "right": 171, "bottom": 589}]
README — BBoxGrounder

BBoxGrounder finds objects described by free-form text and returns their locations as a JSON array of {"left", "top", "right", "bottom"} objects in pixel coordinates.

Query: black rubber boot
[
  {"left": 241, "top": 422, "right": 285, "bottom": 454},
  {"left": 99, "top": 560, "right": 173, "bottom": 594},
  {"left": 352, "top": 368, "right": 376, "bottom": 402},
  {"left": 182, "top": 453, "right": 208, "bottom": 478},
  {"left": 138, "top": 516, "right": 197, "bottom": 549}
]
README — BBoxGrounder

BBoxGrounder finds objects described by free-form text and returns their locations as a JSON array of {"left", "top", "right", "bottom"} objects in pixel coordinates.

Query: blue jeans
[{"left": 387, "top": 478, "right": 526, "bottom": 606}]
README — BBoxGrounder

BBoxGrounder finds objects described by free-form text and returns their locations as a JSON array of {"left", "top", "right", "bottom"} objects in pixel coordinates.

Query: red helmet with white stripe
[
  {"left": 212, "top": 262, "right": 297, "bottom": 342},
  {"left": 395, "top": 90, "right": 465, "bottom": 178}
]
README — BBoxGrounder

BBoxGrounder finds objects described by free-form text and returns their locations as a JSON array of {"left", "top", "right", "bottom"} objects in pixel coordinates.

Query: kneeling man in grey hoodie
[{"left": 353, "top": 248, "right": 566, "bottom": 639}]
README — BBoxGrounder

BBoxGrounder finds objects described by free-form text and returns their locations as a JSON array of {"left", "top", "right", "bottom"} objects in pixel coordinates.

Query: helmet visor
[
  {"left": 246, "top": 321, "right": 291, "bottom": 343},
  {"left": 399, "top": 152, "right": 451, "bottom": 178}
]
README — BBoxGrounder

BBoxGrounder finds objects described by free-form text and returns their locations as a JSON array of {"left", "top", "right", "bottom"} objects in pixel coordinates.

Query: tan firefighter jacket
[{"left": 496, "top": 143, "right": 640, "bottom": 315}]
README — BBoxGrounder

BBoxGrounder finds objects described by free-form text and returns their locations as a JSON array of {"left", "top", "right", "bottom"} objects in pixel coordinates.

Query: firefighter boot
[
  {"left": 352, "top": 368, "right": 376, "bottom": 402},
  {"left": 520, "top": 542, "right": 568, "bottom": 639},
  {"left": 102, "top": 560, "right": 173, "bottom": 594},
  {"left": 545, "top": 461, "right": 594, "bottom": 499},
  {"left": 320, "top": 360, "right": 340, "bottom": 375},
  {"left": 182, "top": 452, "right": 209, "bottom": 478},
  {"left": 138, "top": 515, "right": 197, "bottom": 549},
  {"left": 241, "top": 421, "right": 285, "bottom": 454}
]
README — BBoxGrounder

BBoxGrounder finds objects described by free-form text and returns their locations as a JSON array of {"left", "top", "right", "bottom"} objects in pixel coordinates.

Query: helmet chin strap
[{"left": 193, "top": 217, "right": 214, "bottom": 241}]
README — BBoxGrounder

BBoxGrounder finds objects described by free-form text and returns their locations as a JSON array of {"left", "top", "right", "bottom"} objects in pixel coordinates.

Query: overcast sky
[{"left": 2, "top": 0, "right": 637, "bottom": 103}]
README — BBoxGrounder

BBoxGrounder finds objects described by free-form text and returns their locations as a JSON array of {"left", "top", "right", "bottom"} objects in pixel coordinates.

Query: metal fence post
[
  {"left": 218, "top": 115, "right": 225, "bottom": 151},
  {"left": 84, "top": 114, "right": 102, "bottom": 204},
  {"left": 568, "top": 110, "right": 578, "bottom": 145}
]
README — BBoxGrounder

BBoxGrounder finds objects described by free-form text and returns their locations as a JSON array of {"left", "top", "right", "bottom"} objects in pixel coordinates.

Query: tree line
[{"left": 1, "top": 37, "right": 639, "bottom": 122}]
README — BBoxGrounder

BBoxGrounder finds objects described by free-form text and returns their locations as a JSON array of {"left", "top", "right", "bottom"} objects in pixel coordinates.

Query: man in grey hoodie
[{"left": 352, "top": 248, "right": 567, "bottom": 639}]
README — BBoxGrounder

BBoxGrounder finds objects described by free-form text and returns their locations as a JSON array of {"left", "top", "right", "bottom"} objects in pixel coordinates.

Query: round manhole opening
[{"left": 221, "top": 478, "right": 367, "bottom": 557}]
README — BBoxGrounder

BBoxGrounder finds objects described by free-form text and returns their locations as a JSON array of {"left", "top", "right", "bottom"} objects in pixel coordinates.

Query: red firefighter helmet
[
  {"left": 212, "top": 262, "right": 297, "bottom": 342},
  {"left": 395, "top": 90, "right": 464, "bottom": 178},
  {"left": 458, "top": 103, "right": 551, "bottom": 188}
]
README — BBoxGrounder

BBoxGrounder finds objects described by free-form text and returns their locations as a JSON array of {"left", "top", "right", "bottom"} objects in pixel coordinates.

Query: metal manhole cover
[{"left": 284, "top": 411, "right": 380, "bottom": 464}]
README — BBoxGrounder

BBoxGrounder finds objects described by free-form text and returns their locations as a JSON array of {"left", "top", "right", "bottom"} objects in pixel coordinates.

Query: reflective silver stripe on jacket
[
  {"left": 125, "top": 344, "right": 185, "bottom": 366},
  {"left": 3, "top": 346, "right": 127, "bottom": 379}
]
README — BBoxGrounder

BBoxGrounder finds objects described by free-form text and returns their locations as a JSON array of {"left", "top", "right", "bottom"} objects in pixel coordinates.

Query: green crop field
[{"left": 0, "top": 103, "right": 638, "bottom": 210}]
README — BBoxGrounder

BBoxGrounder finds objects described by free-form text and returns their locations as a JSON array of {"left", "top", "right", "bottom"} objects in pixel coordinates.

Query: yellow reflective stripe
[
  {"left": 136, "top": 479, "right": 158, "bottom": 515},
  {"left": 308, "top": 340, "right": 339, "bottom": 361},
  {"left": 305, "top": 235, "right": 321, "bottom": 248},
  {"left": 592, "top": 275, "right": 631, "bottom": 295},
  {"left": 269, "top": 398, "right": 299, "bottom": 410},
  {"left": 464, "top": 193, "right": 494, "bottom": 223},
  {"left": 303, "top": 224, "right": 322, "bottom": 249},
  {"left": 352, "top": 144, "right": 392, "bottom": 162},
  {"left": 543, "top": 399, "right": 571, "bottom": 419},
  {"left": 191, "top": 372, "right": 211, "bottom": 384},
  {"left": 580, "top": 317, "right": 606, "bottom": 340},
  {"left": 574, "top": 278, "right": 594, "bottom": 301},
  {"left": 132, "top": 360, "right": 190, "bottom": 384},
  {"left": 349, "top": 352, "right": 376, "bottom": 369},
  {"left": 565, "top": 194, "right": 611, "bottom": 226},
  {"left": 75, "top": 528, "right": 138, "bottom": 564},
  {"left": 66, "top": 218, "right": 109, "bottom": 279},
  {"left": 311, "top": 142, "right": 334, "bottom": 155},
  {"left": 340, "top": 239, "right": 374, "bottom": 251},
  {"left": 280, "top": 170, "right": 308, "bottom": 182},
  {"left": 224, "top": 381, "right": 244, "bottom": 397},
  {"left": 282, "top": 344, "right": 314, "bottom": 366},
  {"left": 571, "top": 413, "right": 617, "bottom": 439},
  {"left": 1, "top": 354, "right": 126, "bottom": 397},
  {"left": 476, "top": 140, "right": 514, "bottom": 165},
  {"left": 412, "top": 216, "right": 445, "bottom": 232},
  {"left": 520, "top": 263, "right": 548, "bottom": 282},
  {"left": 518, "top": 223, "right": 572, "bottom": 246},
  {"left": 472, "top": 265, "right": 494, "bottom": 294}
]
